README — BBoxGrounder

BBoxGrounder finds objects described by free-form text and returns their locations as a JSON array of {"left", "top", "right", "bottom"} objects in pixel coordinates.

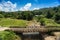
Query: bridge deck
[
  {"left": 0, "top": 27, "right": 60, "bottom": 32},
  {"left": 7, "top": 28, "right": 60, "bottom": 32}
]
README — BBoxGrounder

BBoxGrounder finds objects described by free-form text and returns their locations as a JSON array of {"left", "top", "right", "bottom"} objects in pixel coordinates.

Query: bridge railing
[
  {"left": 6, "top": 27, "right": 60, "bottom": 32},
  {"left": 45, "top": 26, "right": 60, "bottom": 28}
]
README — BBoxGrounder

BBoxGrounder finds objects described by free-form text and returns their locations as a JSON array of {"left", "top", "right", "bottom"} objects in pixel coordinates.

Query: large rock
[
  {"left": 45, "top": 36, "right": 56, "bottom": 40},
  {"left": 53, "top": 32, "right": 60, "bottom": 40}
]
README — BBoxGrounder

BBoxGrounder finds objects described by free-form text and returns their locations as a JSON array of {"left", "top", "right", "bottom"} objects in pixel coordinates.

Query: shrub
[{"left": 0, "top": 31, "right": 21, "bottom": 40}]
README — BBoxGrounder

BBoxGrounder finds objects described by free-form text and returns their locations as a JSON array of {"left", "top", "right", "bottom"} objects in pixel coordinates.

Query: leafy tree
[
  {"left": 19, "top": 11, "right": 33, "bottom": 20},
  {"left": 0, "top": 31, "right": 21, "bottom": 40},
  {"left": 54, "top": 12, "right": 60, "bottom": 24}
]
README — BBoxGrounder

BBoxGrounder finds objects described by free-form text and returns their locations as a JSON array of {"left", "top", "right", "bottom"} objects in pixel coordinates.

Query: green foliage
[
  {"left": 46, "top": 11, "right": 54, "bottom": 18},
  {"left": 42, "top": 18, "right": 60, "bottom": 27},
  {"left": 0, "top": 6, "right": 60, "bottom": 22},
  {"left": 17, "top": 11, "right": 33, "bottom": 20},
  {"left": 0, "top": 31, "right": 21, "bottom": 40},
  {"left": 35, "top": 14, "right": 60, "bottom": 27},
  {"left": 0, "top": 5, "right": 60, "bottom": 27},
  {"left": 54, "top": 12, "right": 60, "bottom": 24},
  {"left": 40, "top": 16, "right": 45, "bottom": 26},
  {"left": 34, "top": 15, "right": 45, "bottom": 26},
  {"left": 34, "top": 15, "right": 45, "bottom": 22}
]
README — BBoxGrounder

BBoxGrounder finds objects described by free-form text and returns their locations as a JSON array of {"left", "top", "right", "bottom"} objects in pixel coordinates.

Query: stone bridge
[
  {"left": 0, "top": 27, "right": 60, "bottom": 40},
  {"left": 6, "top": 28, "right": 60, "bottom": 32}
]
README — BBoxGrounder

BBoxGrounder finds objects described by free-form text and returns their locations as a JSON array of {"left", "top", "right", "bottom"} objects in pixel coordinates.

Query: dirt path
[{"left": 0, "top": 27, "right": 10, "bottom": 31}]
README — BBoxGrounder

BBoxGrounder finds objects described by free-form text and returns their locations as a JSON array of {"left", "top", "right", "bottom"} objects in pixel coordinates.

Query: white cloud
[
  {"left": 0, "top": 6, "right": 2, "bottom": 11},
  {"left": 33, "top": 8, "right": 39, "bottom": 10},
  {"left": 20, "top": 3, "right": 32, "bottom": 11},
  {"left": 0, "top": 1, "right": 17, "bottom": 12},
  {"left": 4, "top": 8, "right": 10, "bottom": 12}
]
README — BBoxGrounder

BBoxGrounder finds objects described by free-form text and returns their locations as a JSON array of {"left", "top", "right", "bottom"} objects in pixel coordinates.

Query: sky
[{"left": 0, "top": 0, "right": 60, "bottom": 12}]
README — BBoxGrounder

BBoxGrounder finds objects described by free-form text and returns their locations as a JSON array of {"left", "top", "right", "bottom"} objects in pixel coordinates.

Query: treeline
[
  {"left": 0, "top": 5, "right": 60, "bottom": 23},
  {"left": 0, "top": 11, "right": 34, "bottom": 21}
]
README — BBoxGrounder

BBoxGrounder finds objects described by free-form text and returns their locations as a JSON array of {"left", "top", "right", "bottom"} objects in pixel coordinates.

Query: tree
[
  {"left": 54, "top": 12, "right": 60, "bottom": 24},
  {"left": 34, "top": 15, "right": 45, "bottom": 26},
  {"left": 46, "top": 10, "right": 54, "bottom": 19},
  {"left": 0, "top": 31, "right": 21, "bottom": 40},
  {"left": 18, "top": 11, "right": 33, "bottom": 20}
]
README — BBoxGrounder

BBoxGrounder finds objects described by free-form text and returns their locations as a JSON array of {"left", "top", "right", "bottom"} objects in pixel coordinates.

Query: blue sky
[{"left": 0, "top": 0, "right": 60, "bottom": 12}]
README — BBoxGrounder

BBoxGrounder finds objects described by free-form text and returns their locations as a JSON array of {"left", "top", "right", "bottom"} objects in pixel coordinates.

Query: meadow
[{"left": 0, "top": 18, "right": 28, "bottom": 28}]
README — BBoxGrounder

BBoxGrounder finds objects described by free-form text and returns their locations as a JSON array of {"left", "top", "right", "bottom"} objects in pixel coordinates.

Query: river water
[{"left": 22, "top": 32, "right": 44, "bottom": 40}]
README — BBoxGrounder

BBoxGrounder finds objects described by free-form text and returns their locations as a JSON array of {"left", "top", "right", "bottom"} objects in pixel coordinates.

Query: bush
[{"left": 0, "top": 31, "right": 21, "bottom": 40}]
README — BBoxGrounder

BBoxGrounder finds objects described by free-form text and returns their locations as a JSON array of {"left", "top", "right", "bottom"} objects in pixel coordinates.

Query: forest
[{"left": 0, "top": 5, "right": 60, "bottom": 27}]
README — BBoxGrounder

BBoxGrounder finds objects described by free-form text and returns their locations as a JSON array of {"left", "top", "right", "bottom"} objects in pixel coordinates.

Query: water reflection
[{"left": 22, "top": 32, "right": 44, "bottom": 40}]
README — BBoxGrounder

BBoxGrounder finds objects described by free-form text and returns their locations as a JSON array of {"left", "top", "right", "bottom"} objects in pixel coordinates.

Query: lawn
[
  {"left": 43, "top": 18, "right": 60, "bottom": 27},
  {"left": 0, "top": 18, "right": 28, "bottom": 28}
]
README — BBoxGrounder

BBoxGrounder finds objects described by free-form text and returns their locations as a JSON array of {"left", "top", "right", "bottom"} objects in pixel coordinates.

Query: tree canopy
[{"left": 0, "top": 5, "right": 60, "bottom": 24}]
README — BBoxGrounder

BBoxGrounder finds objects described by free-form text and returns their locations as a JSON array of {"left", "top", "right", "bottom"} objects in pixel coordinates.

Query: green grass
[
  {"left": 43, "top": 18, "right": 60, "bottom": 27},
  {"left": 0, "top": 18, "right": 28, "bottom": 27}
]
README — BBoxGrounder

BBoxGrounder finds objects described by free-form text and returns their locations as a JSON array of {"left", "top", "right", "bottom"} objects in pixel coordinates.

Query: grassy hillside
[
  {"left": 41, "top": 18, "right": 60, "bottom": 27},
  {"left": 0, "top": 18, "right": 28, "bottom": 27}
]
